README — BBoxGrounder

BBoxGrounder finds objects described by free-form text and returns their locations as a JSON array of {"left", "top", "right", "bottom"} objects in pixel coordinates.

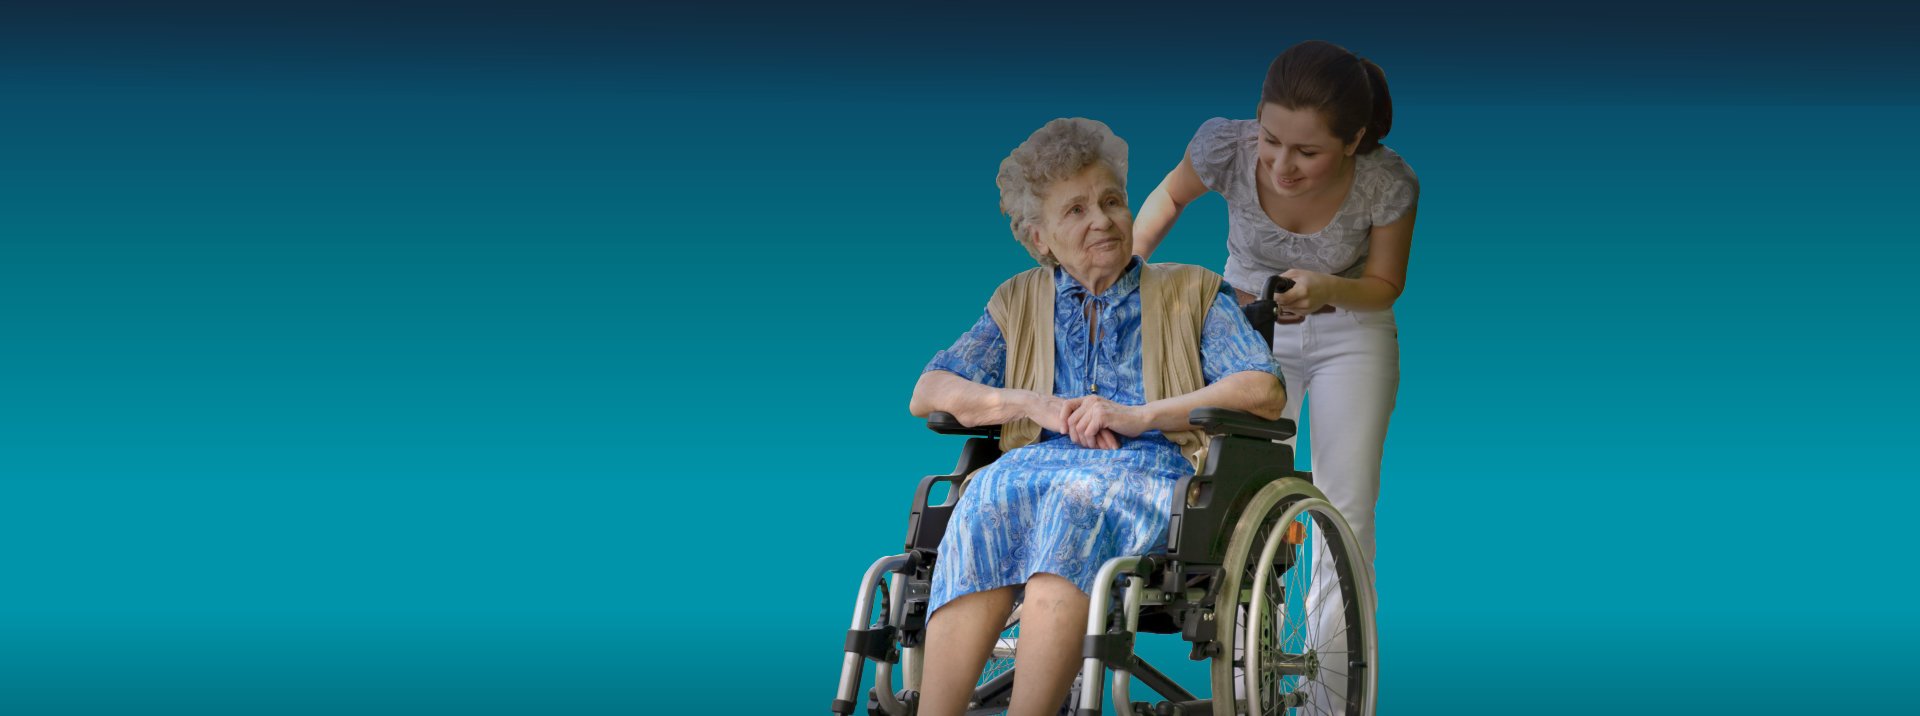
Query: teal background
[{"left": 3, "top": 1, "right": 1916, "bottom": 713}]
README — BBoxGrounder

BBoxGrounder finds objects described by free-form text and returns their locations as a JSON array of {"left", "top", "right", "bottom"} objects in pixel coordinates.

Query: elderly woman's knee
[{"left": 1023, "top": 572, "right": 1090, "bottom": 611}]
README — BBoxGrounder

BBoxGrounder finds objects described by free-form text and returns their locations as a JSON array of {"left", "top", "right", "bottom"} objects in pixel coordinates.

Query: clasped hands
[
  {"left": 972, "top": 389, "right": 1153, "bottom": 450},
  {"left": 1036, "top": 393, "right": 1150, "bottom": 450}
]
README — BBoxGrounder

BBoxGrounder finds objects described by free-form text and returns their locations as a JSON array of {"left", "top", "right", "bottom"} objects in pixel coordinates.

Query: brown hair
[{"left": 1260, "top": 40, "right": 1392, "bottom": 154}]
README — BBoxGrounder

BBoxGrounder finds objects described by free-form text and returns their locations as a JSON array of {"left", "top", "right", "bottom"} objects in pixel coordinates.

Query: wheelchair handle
[
  {"left": 1241, "top": 275, "right": 1294, "bottom": 346},
  {"left": 1263, "top": 274, "right": 1295, "bottom": 299}
]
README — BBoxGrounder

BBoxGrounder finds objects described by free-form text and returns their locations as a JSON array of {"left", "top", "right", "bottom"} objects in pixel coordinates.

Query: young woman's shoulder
[
  {"left": 1187, "top": 118, "right": 1256, "bottom": 195},
  {"left": 1361, "top": 145, "right": 1418, "bottom": 184},
  {"left": 1357, "top": 145, "right": 1420, "bottom": 226}
]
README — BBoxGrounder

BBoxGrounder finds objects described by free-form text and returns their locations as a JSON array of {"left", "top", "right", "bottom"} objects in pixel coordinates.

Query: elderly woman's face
[{"left": 1035, "top": 165, "right": 1133, "bottom": 281}]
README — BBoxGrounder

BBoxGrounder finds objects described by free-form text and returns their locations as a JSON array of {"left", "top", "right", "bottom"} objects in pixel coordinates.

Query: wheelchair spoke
[
  {"left": 1310, "top": 624, "right": 1350, "bottom": 654},
  {"left": 1290, "top": 602, "right": 1351, "bottom": 652},
  {"left": 1309, "top": 695, "right": 1336, "bottom": 716},
  {"left": 1287, "top": 522, "right": 1361, "bottom": 714}
]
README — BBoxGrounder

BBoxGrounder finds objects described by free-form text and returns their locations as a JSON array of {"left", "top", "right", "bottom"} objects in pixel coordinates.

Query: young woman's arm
[
  {"left": 1279, "top": 205, "right": 1417, "bottom": 313},
  {"left": 1131, "top": 149, "right": 1213, "bottom": 260}
]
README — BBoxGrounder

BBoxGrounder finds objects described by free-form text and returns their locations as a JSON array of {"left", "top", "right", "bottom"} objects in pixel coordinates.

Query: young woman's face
[{"left": 1255, "top": 103, "right": 1360, "bottom": 199}]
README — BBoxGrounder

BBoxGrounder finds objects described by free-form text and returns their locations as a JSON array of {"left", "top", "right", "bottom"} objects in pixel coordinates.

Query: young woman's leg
[
  {"left": 1296, "top": 307, "right": 1398, "bottom": 713},
  {"left": 1300, "top": 307, "right": 1398, "bottom": 567}
]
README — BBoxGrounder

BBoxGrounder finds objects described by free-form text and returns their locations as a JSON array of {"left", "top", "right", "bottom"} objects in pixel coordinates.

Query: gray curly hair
[{"left": 996, "top": 118, "right": 1129, "bottom": 266}]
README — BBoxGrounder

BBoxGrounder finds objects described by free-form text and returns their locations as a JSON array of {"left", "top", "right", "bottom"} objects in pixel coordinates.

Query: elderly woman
[{"left": 908, "top": 118, "right": 1286, "bottom": 716}]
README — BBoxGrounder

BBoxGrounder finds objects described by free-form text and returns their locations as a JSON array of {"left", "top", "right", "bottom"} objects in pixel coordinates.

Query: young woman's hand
[{"left": 1278, "top": 268, "right": 1338, "bottom": 315}]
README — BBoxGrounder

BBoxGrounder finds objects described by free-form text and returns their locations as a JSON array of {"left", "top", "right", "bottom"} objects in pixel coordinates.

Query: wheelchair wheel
[{"left": 1210, "top": 478, "right": 1377, "bottom": 716}]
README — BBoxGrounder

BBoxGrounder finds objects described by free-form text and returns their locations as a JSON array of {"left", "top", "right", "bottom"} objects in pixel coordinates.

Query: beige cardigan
[{"left": 985, "top": 263, "right": 1223, "bottom": 470}]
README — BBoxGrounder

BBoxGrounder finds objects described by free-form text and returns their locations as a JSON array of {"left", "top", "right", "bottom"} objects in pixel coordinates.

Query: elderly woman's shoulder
[
  {"left": 1145, "top": 262, "right": 1225, "bottom": 279},
  {"left": 1144, "top": 262, "right": 1229, "bottom": 296},
  {"left": 987, "top": 266, "right": 1055, "bottom": 299}
]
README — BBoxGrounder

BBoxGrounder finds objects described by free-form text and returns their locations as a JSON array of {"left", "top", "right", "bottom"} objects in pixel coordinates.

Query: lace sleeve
[
  {"left": 1365, "top": 148, "right": 1421, "bottom": 227},
  {"left": 1185, "top": 117, "right": 1243, "bottom": 197}
]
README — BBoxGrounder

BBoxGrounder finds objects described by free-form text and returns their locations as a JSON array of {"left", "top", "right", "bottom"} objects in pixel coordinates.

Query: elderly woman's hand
[
  {"left": 1065, "top": 395, "right": 1149, "bottom": 449},
  {"left": 1024, "top": 394, "right": 1113, "bottom": 449}
]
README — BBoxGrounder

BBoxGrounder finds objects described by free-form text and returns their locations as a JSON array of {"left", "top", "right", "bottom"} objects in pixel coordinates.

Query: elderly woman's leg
[
  {"left": 919, "top": 586, "right": 1016, "bottom": 716},
  {"left": 1007, "top": 572, "right": 1091, "bottom": 716}
]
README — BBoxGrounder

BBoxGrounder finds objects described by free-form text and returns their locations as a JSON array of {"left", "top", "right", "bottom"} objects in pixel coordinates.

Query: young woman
[{"left": 1134, "top": 39, "right": 1418, "bottom": 586}]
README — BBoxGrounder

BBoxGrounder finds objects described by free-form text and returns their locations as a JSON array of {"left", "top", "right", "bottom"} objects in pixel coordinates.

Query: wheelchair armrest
[
  {"left": 926, "top": 411, "right": 1002, "bottom": 438},
  {"left": 904, "top": 434, "right": 1004, "bottom": 552},
  {"left": 1188, "top": 407, "right": 1295, "bottom": 442}
]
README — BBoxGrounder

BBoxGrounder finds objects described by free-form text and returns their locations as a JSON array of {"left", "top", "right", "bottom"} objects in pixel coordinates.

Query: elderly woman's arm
[
  {"left": 1064, "top": 371, "right": 1285, "bottom": 446},
  {"left": 910, "top": 370, "right": 1081, "bottom": 435}
]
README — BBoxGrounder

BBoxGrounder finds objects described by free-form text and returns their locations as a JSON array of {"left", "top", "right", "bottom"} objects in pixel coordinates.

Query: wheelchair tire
[{"left": 1209, "top": 478, "right": 1377, "bottom": 716}]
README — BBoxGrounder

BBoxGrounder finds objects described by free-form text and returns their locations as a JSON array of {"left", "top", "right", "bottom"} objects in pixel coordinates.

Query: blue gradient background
[{"left": 2, "top": 1, "right": 1915, "bottom": 713}]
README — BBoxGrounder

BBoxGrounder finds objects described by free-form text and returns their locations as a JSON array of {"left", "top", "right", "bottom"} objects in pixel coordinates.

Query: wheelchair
[{"left": 832, "top": 277, "right": 1378, "bottom": 716}]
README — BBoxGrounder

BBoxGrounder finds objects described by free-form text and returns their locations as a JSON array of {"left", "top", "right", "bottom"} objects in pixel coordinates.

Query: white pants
[
  {"left": 1271, "top": 305, "right": 1398, "bottom": 568},
  {"left": 1279, "top": 306, "right": 1396, "bottom": 714}
]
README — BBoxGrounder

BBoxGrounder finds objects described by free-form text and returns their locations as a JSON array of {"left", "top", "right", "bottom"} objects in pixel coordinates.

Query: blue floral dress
[{"left": 923, "top": 259, "right": 1281, "bottom": 617}]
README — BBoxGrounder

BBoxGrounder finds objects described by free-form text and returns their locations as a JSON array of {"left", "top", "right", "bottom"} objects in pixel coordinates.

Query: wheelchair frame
[{"left": 833, "top": 279, "right": 1378, "bottom": 716}]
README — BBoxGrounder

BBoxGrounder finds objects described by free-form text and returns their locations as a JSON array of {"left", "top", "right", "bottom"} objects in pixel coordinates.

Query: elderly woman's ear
[
  {"left": 1011, "top": 222, "right": 1050, "bottom": 265},
  {"left": 1026, "top": 228, "right": 1052, "bottom": 263}
]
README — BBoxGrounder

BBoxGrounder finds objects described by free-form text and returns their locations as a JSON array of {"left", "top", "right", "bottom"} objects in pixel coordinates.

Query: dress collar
[{"left": 1055, "top": 256, "right": 1142, "bottom": 303}]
